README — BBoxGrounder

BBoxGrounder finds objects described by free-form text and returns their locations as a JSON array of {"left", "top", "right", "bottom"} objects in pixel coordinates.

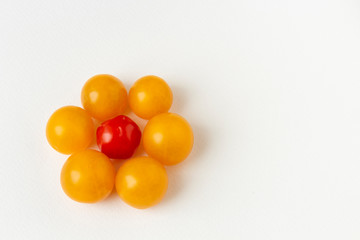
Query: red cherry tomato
[{"left": 97, "top": 115, "right": 141, "bottom": 159}]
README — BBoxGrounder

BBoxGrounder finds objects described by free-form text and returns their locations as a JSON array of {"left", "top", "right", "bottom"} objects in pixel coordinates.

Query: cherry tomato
[
  {"left": 46, "top": 106, "right": 94, "bottom": 154},
  {"left": 61, "top": 149, "right": 115, "bottom": 203},
  {"left": 81, "top": 74, "right": 127, "bottom": 121},
  {"left": 143, "top": 113, "right": 194, "bottom": 165},
  {"left": 115, "top": 157, "right": 168, "bottom": 209},
  {"left": 128, "top": 75, "right": 173, "bottom": 119},
  {"left": 97, "top": 115, "right": 141, "bottom": 159}
]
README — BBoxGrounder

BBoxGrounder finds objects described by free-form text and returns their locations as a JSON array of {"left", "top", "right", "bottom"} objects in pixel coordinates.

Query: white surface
[{"left": 1, "top": 0, "right": 360, "bottom": 239}]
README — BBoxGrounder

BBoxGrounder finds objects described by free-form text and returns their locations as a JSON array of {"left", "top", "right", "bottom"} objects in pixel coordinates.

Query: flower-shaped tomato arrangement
[{"left": 46, "top": 74, "right": 193, "bottom": 209}]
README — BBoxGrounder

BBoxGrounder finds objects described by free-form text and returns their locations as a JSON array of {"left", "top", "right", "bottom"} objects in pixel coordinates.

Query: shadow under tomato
[
  {"left": 185, "top": 122, "right": 208, "bottom": 165},
  {"left": 161, "top": 121, "right": 208, "bottom": 206},
  {"left": 132, "top": 137, "right": 146, "bottom": 157},
  {"left": 168, "top": 83, "right": 187, "bottom": 114}
]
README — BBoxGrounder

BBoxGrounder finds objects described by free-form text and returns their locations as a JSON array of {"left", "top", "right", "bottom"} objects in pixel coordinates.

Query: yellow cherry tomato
[
  {"left": 81, "top": 74, "right": 127, "bottom": 121},
  {"left": 115, "top": 157, "right": 168, "bottom": 209},
  {"left": 128, "top": 75, "right": 173, "bottom": 119},
  {"left": 46, "top": 106, "right": 94, "bottom": 154},
  {"left": 143, "top": 113, "right": 194, "bottom": 165},
  {"left": 61, "top": 149, "right": 115, "bottom": 203}
]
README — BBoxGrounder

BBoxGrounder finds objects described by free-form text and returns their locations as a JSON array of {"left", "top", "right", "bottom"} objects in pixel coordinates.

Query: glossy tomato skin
[
  {"left": 97, "top": 115, "right": 141, "bottom": 159},
  {"left": 61, "top": 149, "right": 115, "bottom": 203},
  {"left": 81, "top": 74, "right": 127, "bottom": 121},
  {"left": 143, "top": 112, "right": 194, "bottom": 165},
  {"left": 115, "top": 156, "right": 168, "bottom": 209},
  {"left": 46, "top": 106, "right": 94, "bottom": 154},
  {"left": 129, "top": 75, "right": 173, "bottom": 120}
]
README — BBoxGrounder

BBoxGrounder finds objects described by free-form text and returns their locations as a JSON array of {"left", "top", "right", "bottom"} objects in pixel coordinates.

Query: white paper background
[{"left": 1, "top": 0, "right": 360, "bottom": 239}]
